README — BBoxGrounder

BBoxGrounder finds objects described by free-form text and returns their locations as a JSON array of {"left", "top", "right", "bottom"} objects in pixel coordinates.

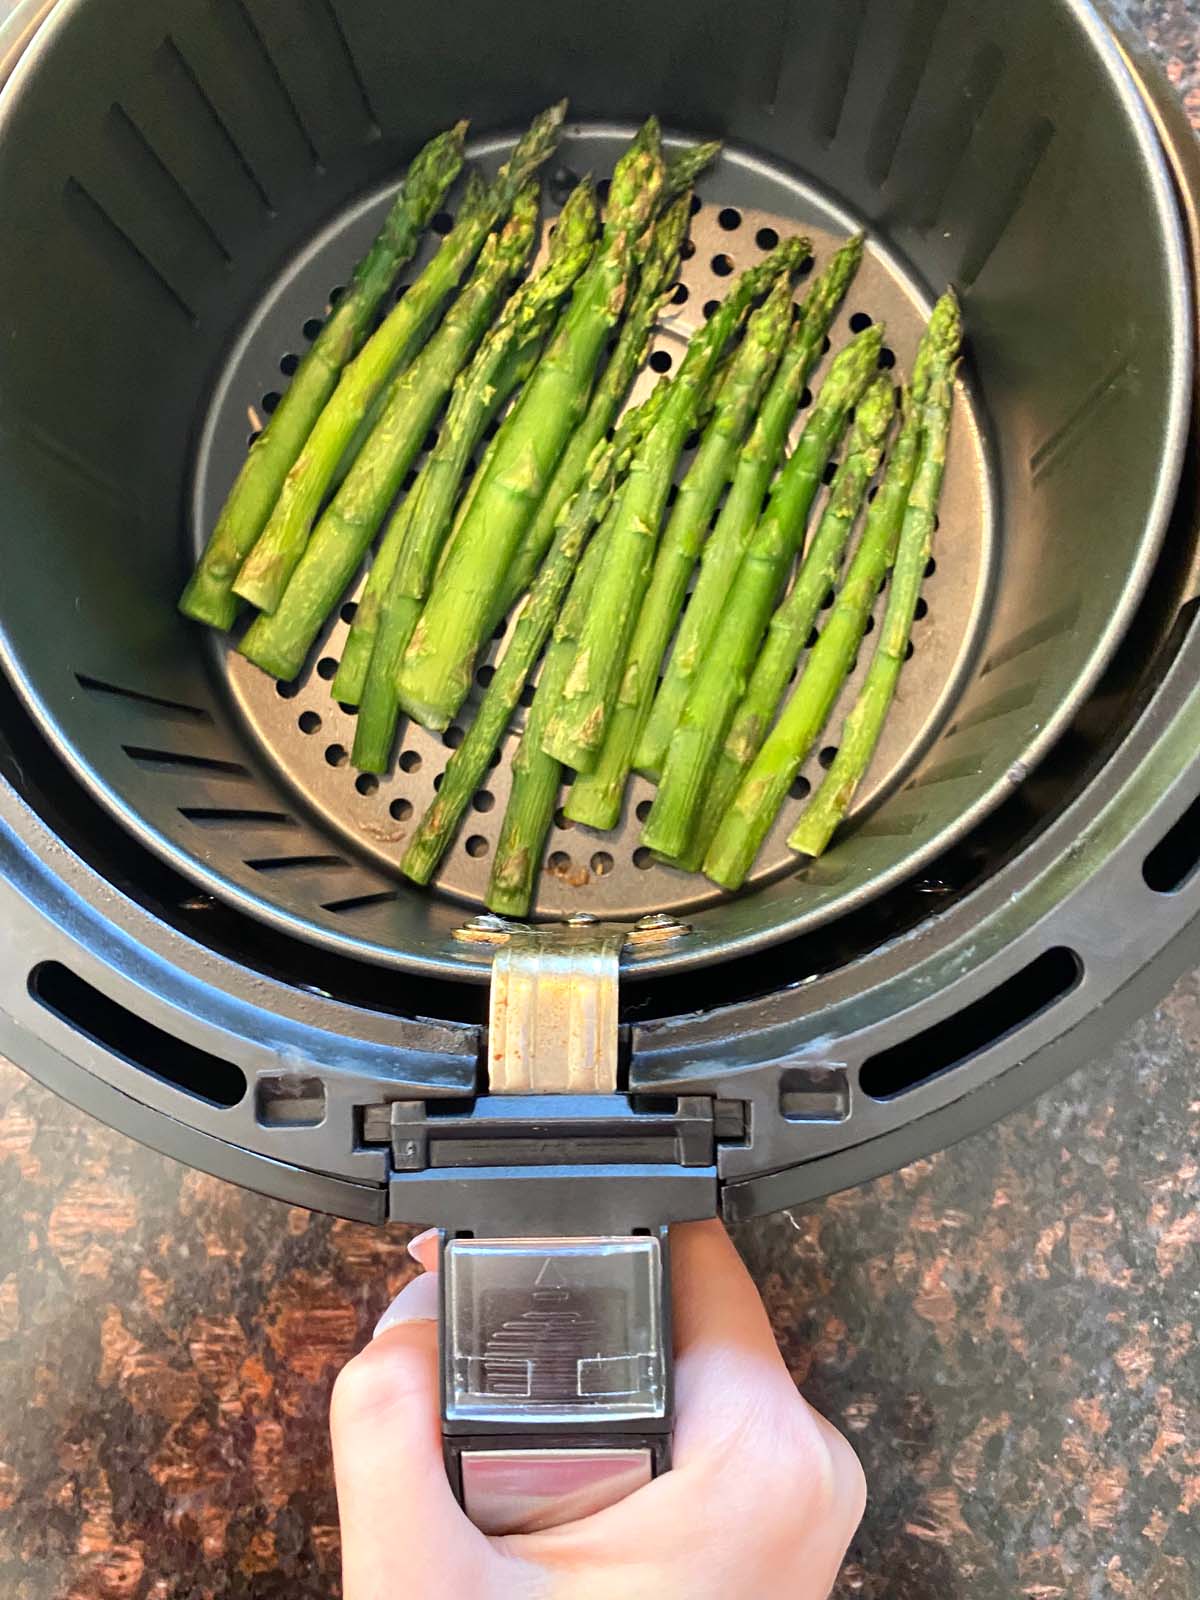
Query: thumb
[{"left": 330, "top": 1268, "right": 492, "bottom": 1600}]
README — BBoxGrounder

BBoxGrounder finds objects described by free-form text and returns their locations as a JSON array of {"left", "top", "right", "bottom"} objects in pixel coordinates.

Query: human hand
[{"left": 331, "top": 1219, "right": 865, "bottom": 1600}]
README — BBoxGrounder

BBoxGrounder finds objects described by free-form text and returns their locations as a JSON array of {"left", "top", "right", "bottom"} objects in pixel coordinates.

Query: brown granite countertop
[
  {"left": 5, "top": 967, "right": 1200, "bottom": 1600},
  {"left": 1, "top": 2, "right": 1199, "bottom": 1596}
]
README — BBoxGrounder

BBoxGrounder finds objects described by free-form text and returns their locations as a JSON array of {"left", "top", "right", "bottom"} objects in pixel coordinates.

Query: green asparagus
[
  {"left": 564, "top": 273, "right": 796, "bottom": 829},
  {"left": 231, "top": 102, "right": 566, "bottom": 614},
  {"left": 401, "top": 386, "right": 666, "bottom": 881},
  {"left": 332, "top": 178, "right": 599, "bottom": 710},
  {"left": 484, "top": 190, "right": 693, "bottom": 632},
  {"left": 664, "top": 140, "right": 722, "bottom": 199},
  {"left": 639, "top": 323, "right": 883, "bottom": 862},
  {"left": 345, "top": 271, "right": 584, "bottom": 777},
  {"left": 710, "top": 291, "right": 966, "bottom": 889},
  {"left": 237, "top": 187, "right": 540, "bottom": 681},
  {"left": 636, "top": 235, "right": 865, "bottom": 779},
  {"left": 486, "top": 507, "right": 618, "bottom": 917},
  {"left": 789, "top": 294, "right": 961, "bottom": 858},
  {"left": 396, "top": 119, "right": 669, "bottom": 730},
  {"left": 663, "top": 374, "right": 894, "bottom": 869},
  {"left": 178, "top": 121, "right": 467, "bottom": 630},
  {"left": 541, "top": 235, "right": 811, "bottom": 773}
]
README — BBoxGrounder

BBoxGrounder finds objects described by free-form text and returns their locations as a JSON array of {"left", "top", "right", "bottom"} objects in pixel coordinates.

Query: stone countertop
[
  {"left": 1, "top": 3, "right": 1199, "bottom": 1597},
  {"left": 6, "top": 971, "right": 1200, "bottom": 1600}
]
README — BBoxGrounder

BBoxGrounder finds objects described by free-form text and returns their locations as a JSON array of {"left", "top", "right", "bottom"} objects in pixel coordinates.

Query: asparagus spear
[
  {"left": 178, "top": 122, "right": 467, "bottom": 630},
  {"left": 664, "top": 140, "right": 722, "bottom": 198},
  {"left": 237, "top": 187, "right": 541, "bottom": 681},
  {"left": 789, "top": 295, "right": 961, "bottom": 858},
  {"left": 344, "top": 254, "right": 592, "bottom": 777},
  {"left": 636, "top": 235, "right": 865, "bottom": 778},
  {"left": 231, "top": 103, "right": 566, "bottom": 615},
  {"left": 332, "top": 178, "right": 599, "bottom": 710},
  {"left": 401, "top": 386, "right": 666, "bottom": 882},
  {"left": 541, "top": 236, "right": 811, "bottom": 772},
  {"left": 706, "top": 295, "right": 960, "bottom": 886},
  {"left": 486, "top": 507, "right": 619, "bottom": 917},
  {"left": 639, "top": 324, "right": 884, "bottom": 862},
  {"left": 662, "top": 374, "right": 895, "bottom": 869},
  {"left": 474, "top": 164, "right": 711, "bottom": 627},
  {"left": 395, "top": 119, "right": 668, "bottom": 730},
  {"left": 564, "top": 274, "right": 796, "bottom": 829},
  {"left": 483, "top": 190, "right": 694, "bottom": 632}
]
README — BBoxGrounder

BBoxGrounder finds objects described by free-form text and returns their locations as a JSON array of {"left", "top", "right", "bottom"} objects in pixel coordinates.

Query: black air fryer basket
[{"left": 0, "top": 0, "right": 1196, "bottom": 1229}]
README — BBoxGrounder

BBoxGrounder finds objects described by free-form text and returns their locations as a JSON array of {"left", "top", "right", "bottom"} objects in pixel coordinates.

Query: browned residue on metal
[{"left": 547, "top": 855, "right": 591, "bottom": 888}]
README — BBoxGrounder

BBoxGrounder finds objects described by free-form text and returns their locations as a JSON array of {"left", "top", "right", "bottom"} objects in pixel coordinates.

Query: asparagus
[
  {"left": 789, "top": 295, "right": 961, "bottom": 858},
  {"left": 664, "top": 140, "right": 722, "bottom": 199},
  {"left": 401, "top": 387, "right": 666, "bottom": 882},
  {"left": 396, "top": 119, "right": 669, "bottom": 730},
  {"left": 178, "top": 122, "right": 467, "bottom": 630},
  {"left": 661, "top": 374, "right": 895, "bottom": 869},
  {"left": 484, "top": 190, "right": 693, "bottom": 632},
  {"left": 231, "top": 103, "right": 566, "bottom": 615},
  {"left": 564, "top": 274, "right": 796, "bottom": 829},
  {"left": 237, "top": 187, "right": 540, "bottom": 681},
  {"left": 705, "top": 296, "right": 960, "bottom": 886},
  {"left": 486, "top": 506, "right": 619, "bottom": 917},
  {"left": 636, "top": 235, "right": 865, "bottom": 778},
  {"left": 344, "top": 265, "right": 586, "bottom": 777},
  {"left": 332, "top": 178, "right": 599, "bottom": 710},
  {"left": 541, "top": 235, "right": 811, "bottom": 773},
  {"left": 639, "top": 324, "right": 884, "bottom": 862}
]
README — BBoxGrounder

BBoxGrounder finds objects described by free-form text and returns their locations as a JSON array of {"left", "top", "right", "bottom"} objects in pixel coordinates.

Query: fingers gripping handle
[{"left": 438, "top": 1231, "right": 673, "bottom": 1534}]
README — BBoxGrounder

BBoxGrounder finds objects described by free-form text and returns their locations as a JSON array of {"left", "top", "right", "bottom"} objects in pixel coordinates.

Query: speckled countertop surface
[{"left": 1, "top": 3, "right": 1199, "bottom": 1597}]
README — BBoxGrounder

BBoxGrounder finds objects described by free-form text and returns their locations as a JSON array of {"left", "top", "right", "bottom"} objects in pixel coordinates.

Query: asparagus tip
[
  {"left": 927, "top": 288, "right": 963, "bottom": 353},
  {"left": 663, "top": 137, "right": 722, "bottom": 198},
  {"left": 855, "top": 372, "right": 899, "bottom": 440}
]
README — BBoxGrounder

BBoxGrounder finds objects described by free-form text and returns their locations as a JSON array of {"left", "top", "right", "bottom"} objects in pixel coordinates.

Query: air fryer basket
[{"left": 0, "top": 0, "right": 1191, "bottom": 986}]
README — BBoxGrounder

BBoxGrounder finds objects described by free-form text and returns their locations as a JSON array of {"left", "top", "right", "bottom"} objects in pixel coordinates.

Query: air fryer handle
[{"left": 437, "top": 1231, "right": 673, "bottom": 1535}]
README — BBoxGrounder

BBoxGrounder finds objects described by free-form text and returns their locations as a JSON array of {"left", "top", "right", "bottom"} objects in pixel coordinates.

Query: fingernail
[
  {"left": 407, "top": 1227, "right": 439, "bottom": 1264},
  {"left": 374, "top": 1272, "right": 439, "bottom": 1337}
]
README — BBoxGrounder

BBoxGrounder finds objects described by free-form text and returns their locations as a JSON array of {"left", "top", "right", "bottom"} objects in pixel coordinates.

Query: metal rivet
[{"left": 565, "top": 911, "right": 599, "bottom": 926}]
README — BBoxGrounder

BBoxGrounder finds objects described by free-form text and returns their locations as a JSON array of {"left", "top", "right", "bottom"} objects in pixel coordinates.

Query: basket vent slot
[
  {"left": 29, "top": 961, "right": 246, "bottom": 1108},
  {"left": 123, "top": 745, "right": 249, "bottom": 777},
  {"left": 860, "top": 947, "right": 1081, "bottom": 1099},
  {"left": 180, "top": 806, "right": 297, "bottom": 827},
  {"left": 62, "top": 176, "right": 197, "bottom": 326},
  {"left": 1142, "top": 793, "right": 1200, "bottom": 895},
  {"left": 76, "top": 673, "right": 211, "bottom": 722},
  {"left": 958, "top": 113, "right": 1055, "bottom": 287}
]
